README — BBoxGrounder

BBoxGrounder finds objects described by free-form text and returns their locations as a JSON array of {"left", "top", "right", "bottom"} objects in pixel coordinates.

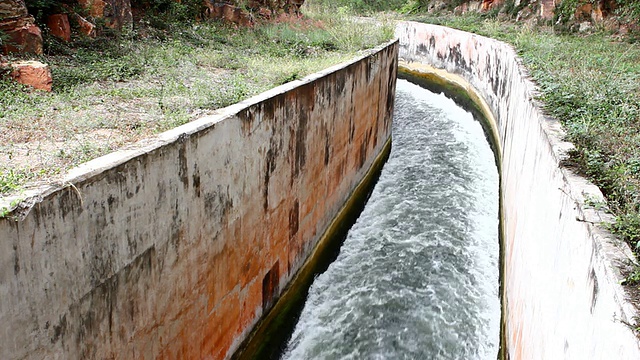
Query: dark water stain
[
  {"left": 65, "top": 246, "right": 156, "bottom": 357},
  {"left": 51, "top": 314, "right": 67, "bottom": 344},
  {"left": 262, "top": 261, "right": 281, "bottom": 311},
  {"left": 177, "top": 134, "right": 189, "bottom": 190},
  {"left": 324, "top": 128, "right": 331, "bottom": 166},
  {"left": 193, "top": 164, "right": 201, "bottom": 198},
  {"left": 289, "top": 200, "right": 299, "bottom": 240},
  {"left": 13, "top": 237, "right": 19, "bottom": 275}
]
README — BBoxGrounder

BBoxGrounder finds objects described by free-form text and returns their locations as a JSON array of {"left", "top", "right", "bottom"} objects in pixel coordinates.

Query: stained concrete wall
[
  {"left": 396, "top": 22, "right": 640, "bottom": 359},
  {"left": 0, "top": 41, "right": 397, "bottom": 360}
]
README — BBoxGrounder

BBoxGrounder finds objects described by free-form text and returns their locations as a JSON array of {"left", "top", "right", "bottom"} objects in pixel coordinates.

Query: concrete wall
[
  {"left": 396, "top": 22, "right": 640, "bottom": 359},
  {"left": 0, "top": 41, "right": 397, "bottom": 360}
]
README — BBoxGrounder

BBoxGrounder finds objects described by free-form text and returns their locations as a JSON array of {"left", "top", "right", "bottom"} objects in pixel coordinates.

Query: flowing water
[{"left": 280, "top": 79, "right": 501, "bottom": 360}]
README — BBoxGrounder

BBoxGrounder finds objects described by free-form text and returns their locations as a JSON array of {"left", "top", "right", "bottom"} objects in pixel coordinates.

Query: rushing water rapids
[{"left": 280, "top": 79, "right": 501, "bottom": 360}]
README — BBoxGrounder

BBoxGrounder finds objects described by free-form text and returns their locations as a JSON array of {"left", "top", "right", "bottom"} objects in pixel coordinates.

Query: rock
[
  {"left": 204, "top": 0, "right": 304, "bottom": 23},
  {"left": 481, "top": 0, "right": 504, "bottom": 12},
  {"left": 454, "top": 1, "right": 482, "bottom": 15},
  {"left": 78, "top": 0, "right": 107, "bottom": 18},
  {"left": 539, "top": 0, "right": 556, "bottom": 20},
  {"left": 428, "top": 1, "right": 448, "bottom": 13},
  {"left": 204, "top": 2, "right": 223, "bottom": 19},
  {"left": 73, "top": 13, "right": 97, "bottom": 38},
  {"left": 578, "top": 21, "right": 594, "bottom": 33},
  {"left": 204, "top": 2, "right": 254, "bottom": 27},
  {"left": 0, "top": 0, "right": 43, "bottom": 55},
  {"left": 105, "top": 0, "right": 133, "bottom": 29},
  {"left": 516, "top": 6, "right": 534, "bottom": 22},
  {"left": 618, "top": 24, "right": 629, "bottom": 37},
  {"left": 0, "top": 19, "right": 43, "bottom": 55},
  {"left": 0, "top": 0, "right": 28, "bottom": 19},
  {"left": 47, "top": 14, "right": 71, "bottom": 42},
  {"left": 259, "top": 7, "right": 272, "bottom": 19},
  {"left": 591, "top": 4, "right": 604, "bottom": 22},
  {"left": 287, "top": 0, "right": 305, "bottom": 14},
  {"left": 7, "top": 61, "right": 53, "bottom": 91},
  {"left": 575, "top": 3, "right": 593, "bottom": 22},
  {"left": 78, "top": 0, "right": 131, "bottom": 30}
]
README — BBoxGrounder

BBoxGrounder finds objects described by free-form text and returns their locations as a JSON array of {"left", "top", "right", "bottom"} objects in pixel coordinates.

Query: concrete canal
[{"left": 275, "top": 78, "right": 501, "bottom": 359}]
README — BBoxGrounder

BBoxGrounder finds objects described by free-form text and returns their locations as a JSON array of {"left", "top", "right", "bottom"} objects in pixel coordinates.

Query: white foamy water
[{"left": 281, "top": 79, "right": 500, "bottom": 360}]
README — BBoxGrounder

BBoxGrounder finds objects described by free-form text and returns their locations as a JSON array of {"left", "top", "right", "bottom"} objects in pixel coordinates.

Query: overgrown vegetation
[
  {"left": 322, "top": 0, "right": 640, "bottom": 31},
  {"left": 0, "top": 3, "right": 393, "bottom": 200},
  {"left": 25, "top": 0, "right": 61, "bottom": 24},
  {"left": 306, "top": 0, "right": 409, "bottom": 13},
  {"left": 553, "top": 0, "right": 585, "bottom": 25}
]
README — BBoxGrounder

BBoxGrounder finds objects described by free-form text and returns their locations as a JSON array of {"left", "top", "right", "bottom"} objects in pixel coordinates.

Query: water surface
[{"left": 281, "top": 79, "right": 500, "bottom": 360}]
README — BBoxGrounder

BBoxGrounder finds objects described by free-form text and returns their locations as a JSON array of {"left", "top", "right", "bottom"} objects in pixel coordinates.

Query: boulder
[
  {"left": 0, "top": 0, "right": 28, "bottom": 20},
  {"left": 259, "top": 7, "right": 272, "bottom": 19},
  {"left": 7, "top": 61, "right": 53, "bottom": 91},
  {"left": 223, "top": 4, "right": 254, "bottom": 27},
  {"left": 204, "top": 2, "right": 223, "bottom": 19},
  {"left": 204, "top": 2, "right": 254, "bottom": 27},
  {"left": 0, "top": 0, "right": 43, "bottom": 55},
  {"left": 539, "top": 0, "right": 556, "bottom": 20},
  {"left": 73, "top": 13, "right": 97, "bottom": 38},
  {"left": 77, "top": 0, "right": 107, "bottom": 18},
  {"left": 454, "top": 1, "right": 482, "bottom": 15},
  {"left": 78, "top": 0, "right": 131, "bottom": 30},
  {"left": 575, "top": 3, "right": 596, "bottom": 22},
  {"left": 105, "top": 0, "right": 133, "bottom": 29},
  {"left": 47, "top": 14, "right": 71, "bottom": 42},
  {"left": 0, "top": 19, "right": 43, "bottom": 55},
  {"left": 204, "top": 0, "right": 304, "bottom": 24},
  {"left": 481, "top": 0, "right": 505, "bottom": 12}
]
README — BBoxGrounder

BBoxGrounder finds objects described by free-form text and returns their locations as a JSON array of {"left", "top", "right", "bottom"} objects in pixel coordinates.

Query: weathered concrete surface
[
  {"left": 396, "top": 22, "right": 640, "bottom": 359},
  {"left": 0, "top": 41, "right": 397, "bottom": 360}
]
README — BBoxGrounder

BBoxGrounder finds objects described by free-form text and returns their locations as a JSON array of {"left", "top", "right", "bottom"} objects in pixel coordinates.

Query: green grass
[
  {"left": 0, "top": 168, "right": 31, "bottom": 195},
  {"left": 0, "top": 8, "right": 393, "bottom": 200},
  {"left": 410, "top": 12, "right": 640, "bottom": 252}
]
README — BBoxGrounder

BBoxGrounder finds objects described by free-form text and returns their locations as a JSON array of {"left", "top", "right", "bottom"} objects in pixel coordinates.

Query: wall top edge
[{"left": 0, "top": 40, "right": 399, "bottom": 217}]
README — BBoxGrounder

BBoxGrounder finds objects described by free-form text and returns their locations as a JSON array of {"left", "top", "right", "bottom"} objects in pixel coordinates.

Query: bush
[
  {"left": 131, "top": 0, "right": 205, "bottom": 28},
  {"left": 24, "top": 0, "right": 65, "bottom": 25}
]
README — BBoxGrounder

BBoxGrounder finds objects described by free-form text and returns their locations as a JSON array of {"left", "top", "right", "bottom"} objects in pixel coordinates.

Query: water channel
[{"left": 280, "top": 79, "right": 501, "bottom": 359}]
